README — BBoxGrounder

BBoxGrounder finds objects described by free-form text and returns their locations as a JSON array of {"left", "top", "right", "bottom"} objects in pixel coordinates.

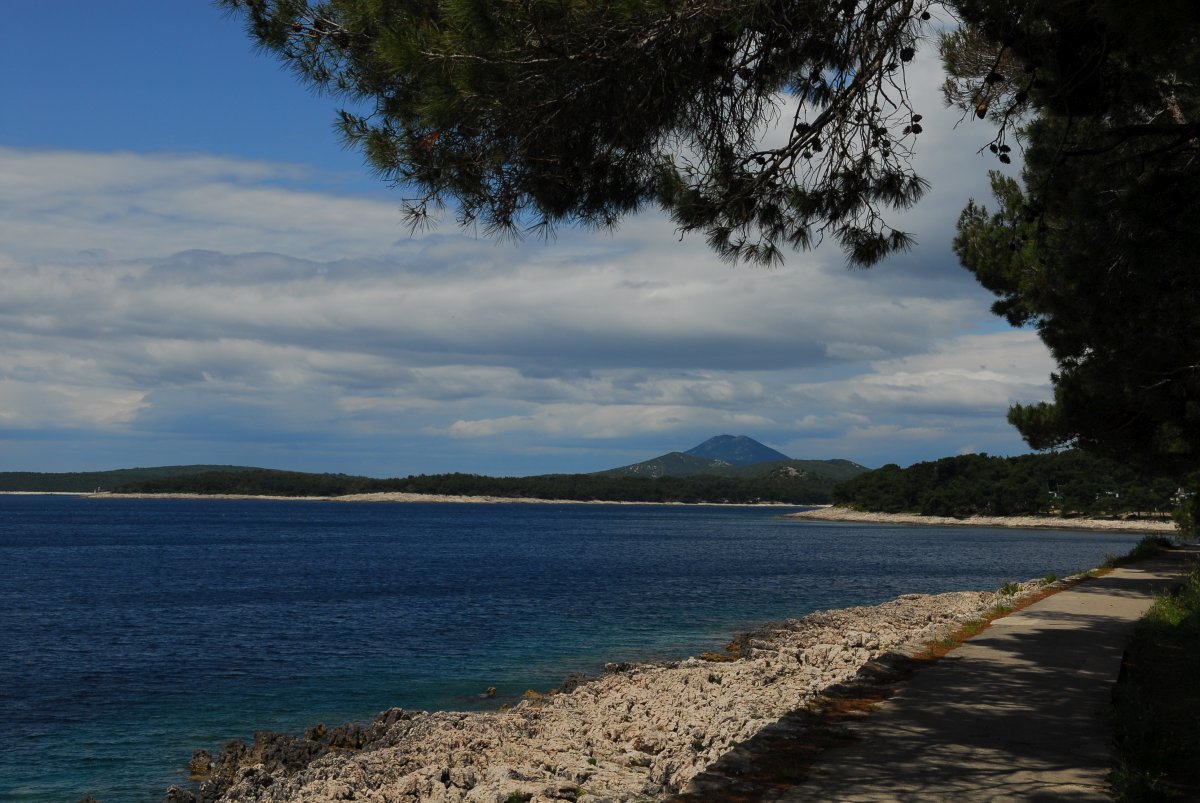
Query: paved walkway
[{"left": 778, "top": 545, "right": 1199, "bottom": 801}]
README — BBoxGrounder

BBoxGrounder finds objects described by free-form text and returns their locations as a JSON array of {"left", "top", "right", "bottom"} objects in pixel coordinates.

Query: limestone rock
[
  {"left": 163, "top": 786, "right": 197, "bottom": 803},
  {"left": 188, "top": 749, "right": 214, "bottom": 778},
  {"left": 182, "top": 585, "right": 1041, "bottom": 803}
]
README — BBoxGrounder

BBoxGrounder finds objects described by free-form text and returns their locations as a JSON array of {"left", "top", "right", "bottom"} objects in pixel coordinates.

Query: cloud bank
[{"left": 0, "top": 139, "right": 1050, "bottom": 477}]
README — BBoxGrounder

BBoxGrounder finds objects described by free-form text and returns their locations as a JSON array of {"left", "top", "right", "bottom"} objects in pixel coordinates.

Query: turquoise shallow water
[{"left": 0, "top": 495, "right": 1141, "bottom": 802}]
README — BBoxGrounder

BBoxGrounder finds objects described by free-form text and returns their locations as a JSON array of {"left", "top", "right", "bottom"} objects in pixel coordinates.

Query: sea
[{"left": 0, "top": 494, "right": 1146, "bottom": 802}]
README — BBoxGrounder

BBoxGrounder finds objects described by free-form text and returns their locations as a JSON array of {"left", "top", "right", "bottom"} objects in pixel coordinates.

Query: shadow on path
[{"left": 672, "top": 546, "right": 1198, "bottom": 802}]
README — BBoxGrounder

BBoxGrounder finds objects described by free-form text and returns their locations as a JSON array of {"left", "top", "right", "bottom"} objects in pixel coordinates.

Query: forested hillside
[
  {"left": 113, "top": 465, "right": 844, "bottom": 504},
  {"left": 16, "top": 451, "right": 1178, "bottom": 514},
  {"left": 831, "top": 451, "right": 1179, "bottom": 518},
  {"left": 0, "top": 466, "right": 252, "bottom": 493},
  {"left": 594, "top": 454, "right": 866, "bottom": 482}
]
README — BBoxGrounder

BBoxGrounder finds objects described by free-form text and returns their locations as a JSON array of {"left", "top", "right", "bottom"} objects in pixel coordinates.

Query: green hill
[
  {"left": 592, "top": 451, "right": 727, "bottom": 478},
  {"left": 594, "top": 435, "right": 867, "bottom": 483},
  {"left": 594, "top": 453, "right": 867, "bottom": 482},
  {"left": 5, "top": 436, "right": 868, "bottom": 504},
  {"left": 683, "top": 434, "right": 792, "bottom": 465},
  {"left": 0, "top": 465, "right": 257, "bottom": 493},
  {"left": 109, "top": 467, "right": 842, "bottom": 504},
  {"left": 832, "top": 451, "right": 1180, "bottom": 518},
  {"left": 722, "top": 458, "right": 869, "bottom": 482}
]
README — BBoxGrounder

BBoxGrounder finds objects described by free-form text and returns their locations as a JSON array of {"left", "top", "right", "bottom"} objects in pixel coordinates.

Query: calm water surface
[{"left": 0, "top": 495, "right": 1142, "bottom": 801}]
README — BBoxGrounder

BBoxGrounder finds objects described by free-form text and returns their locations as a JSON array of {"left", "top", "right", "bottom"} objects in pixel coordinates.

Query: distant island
[
  {"left": 2, "top": 438, "right": 1183, "bottom": 520},
  {"left": 0, "top": 465, "right": 256, "bottom": 494},
  {"left": 1, "top": 436, "right": 863, "bottom": 506}
]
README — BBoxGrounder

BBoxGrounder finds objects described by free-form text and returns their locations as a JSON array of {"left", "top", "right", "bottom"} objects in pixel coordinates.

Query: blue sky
[{"left": 0, "top": 2, "right": 1050, "bottom": 477}]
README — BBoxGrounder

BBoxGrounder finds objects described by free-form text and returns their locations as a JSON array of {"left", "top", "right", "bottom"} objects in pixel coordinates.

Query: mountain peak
[
  {"left": 683, "top": 435, "right": 791, "bottom": 466},
  {"left": 591, "top": 437, "right": 864, "bottom": 483}
]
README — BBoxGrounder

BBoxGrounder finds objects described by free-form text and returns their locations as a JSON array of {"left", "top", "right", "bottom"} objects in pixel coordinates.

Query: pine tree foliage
[
  {"left": 948, "top": 0, "right": 1200, "bottom": 473},
  {"left": 220, "top": 1, "right": 1200, "bottom": 474},
  {"left": 833, "top": 450, "right": 1179, "bottom": 518},
  {"left": 220, "top": 0, "right": 939, "bottom": 266},
  {"left": 944, "top": 0, "right": 1200, "bottom": 166}
]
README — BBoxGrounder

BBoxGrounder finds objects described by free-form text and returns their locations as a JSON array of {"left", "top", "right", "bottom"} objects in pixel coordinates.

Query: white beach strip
[
  {"left": 787, "top": 505, "right": 1176, "bottom": 533},
  {"left": 88, "top": 491, "right": 807, "bottom": 507}
]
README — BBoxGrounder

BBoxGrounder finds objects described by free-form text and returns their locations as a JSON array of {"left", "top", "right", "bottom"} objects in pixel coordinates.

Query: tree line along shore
[{"left": 9, "top": 449, "right": 1187, "bottom": 525}]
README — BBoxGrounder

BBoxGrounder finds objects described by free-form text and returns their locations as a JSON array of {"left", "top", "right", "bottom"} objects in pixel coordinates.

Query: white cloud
[
  {"left": 845, "top": 423, "right": 953, "bottom": 443},
  {"left": 439, "top": 403, "right": 773, "bottom": 440},
  {"left": 790, "top": 331, "right": 1053, "bottom": 416},
  {"left": 0, "top": 79, "right": 1042, "bottom": 475},
  {"left": 823, "top": 342, "right": 891, "bottom": 361},
  {"left": 0, "top": 378, "right": 147, "bottom": 428},
  {"left": 0, "top": 147, "right": 406, "bottom": 262}
]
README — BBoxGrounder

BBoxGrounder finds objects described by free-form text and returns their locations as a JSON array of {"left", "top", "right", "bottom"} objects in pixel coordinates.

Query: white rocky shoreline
[
  {"left": 164, "top": 580, "right": 1059, "bottom": 803},
  {"left": 83, "top": 491, "right": 801, "bottom": 507},
  {"left": 71, "top": 497, "right": 1167, "bottom": 803},
  {"left": 84, "top": 494, "right": 1179, "bottom": 533},
  {"left": 788, "top": 505, "right": 1176, "bottom": 533}
]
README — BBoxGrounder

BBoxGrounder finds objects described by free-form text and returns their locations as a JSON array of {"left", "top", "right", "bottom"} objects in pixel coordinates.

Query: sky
[{"left": 0, "top": 2, "right": 1052, "bottom": 477}]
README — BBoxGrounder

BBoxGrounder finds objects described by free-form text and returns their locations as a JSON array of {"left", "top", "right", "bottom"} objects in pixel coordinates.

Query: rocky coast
[
  {"left": 164, "top": 582, "right": 1055, "bottom": 803},
  {"left": 789, "top": 505, "right": 1176, "bottom": 533}
]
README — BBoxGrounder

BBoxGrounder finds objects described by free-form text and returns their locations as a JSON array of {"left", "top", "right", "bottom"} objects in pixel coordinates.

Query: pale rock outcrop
[{"left": 193, "top": 585, "right": 1044, "bottom": 803}]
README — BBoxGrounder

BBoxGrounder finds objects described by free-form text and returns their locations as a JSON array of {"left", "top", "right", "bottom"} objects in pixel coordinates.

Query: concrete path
[{"left": 780, "top": 546, "right": 1199, "bottom": 802}]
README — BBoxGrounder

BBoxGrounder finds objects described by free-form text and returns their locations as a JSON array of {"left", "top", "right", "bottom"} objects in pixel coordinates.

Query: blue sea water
[{"left": 0, "top": 495, "right": 1144, "bottom": 802}]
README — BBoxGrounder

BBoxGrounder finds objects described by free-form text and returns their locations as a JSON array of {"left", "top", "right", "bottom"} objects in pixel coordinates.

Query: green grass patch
[
  {"left": 1104, "top": 536, "right": 1175, "bottom": 568},
  {"left": 1109, "top": 561, "right": 1200, "bottom": 800}
]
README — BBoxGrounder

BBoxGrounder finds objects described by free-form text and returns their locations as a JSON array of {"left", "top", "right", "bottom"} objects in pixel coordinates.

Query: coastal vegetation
[
  {"left": 831, "top": 450, "right": 1181, "bottom": 519},
  {"left": 0, "top": 465, "right": 252, "bottom": 493},
  {"left": 1110, "top": 559, "right": 1200, "bottom": 800},
  {"left": 110, "top": 465, "right": 847, "bottom": 504},
  {"left": 4, "top": 437, "right": 862, "bottom": 504},
  {"left": 12, "top": 446, "right": 1184, "bottom": 516}
]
